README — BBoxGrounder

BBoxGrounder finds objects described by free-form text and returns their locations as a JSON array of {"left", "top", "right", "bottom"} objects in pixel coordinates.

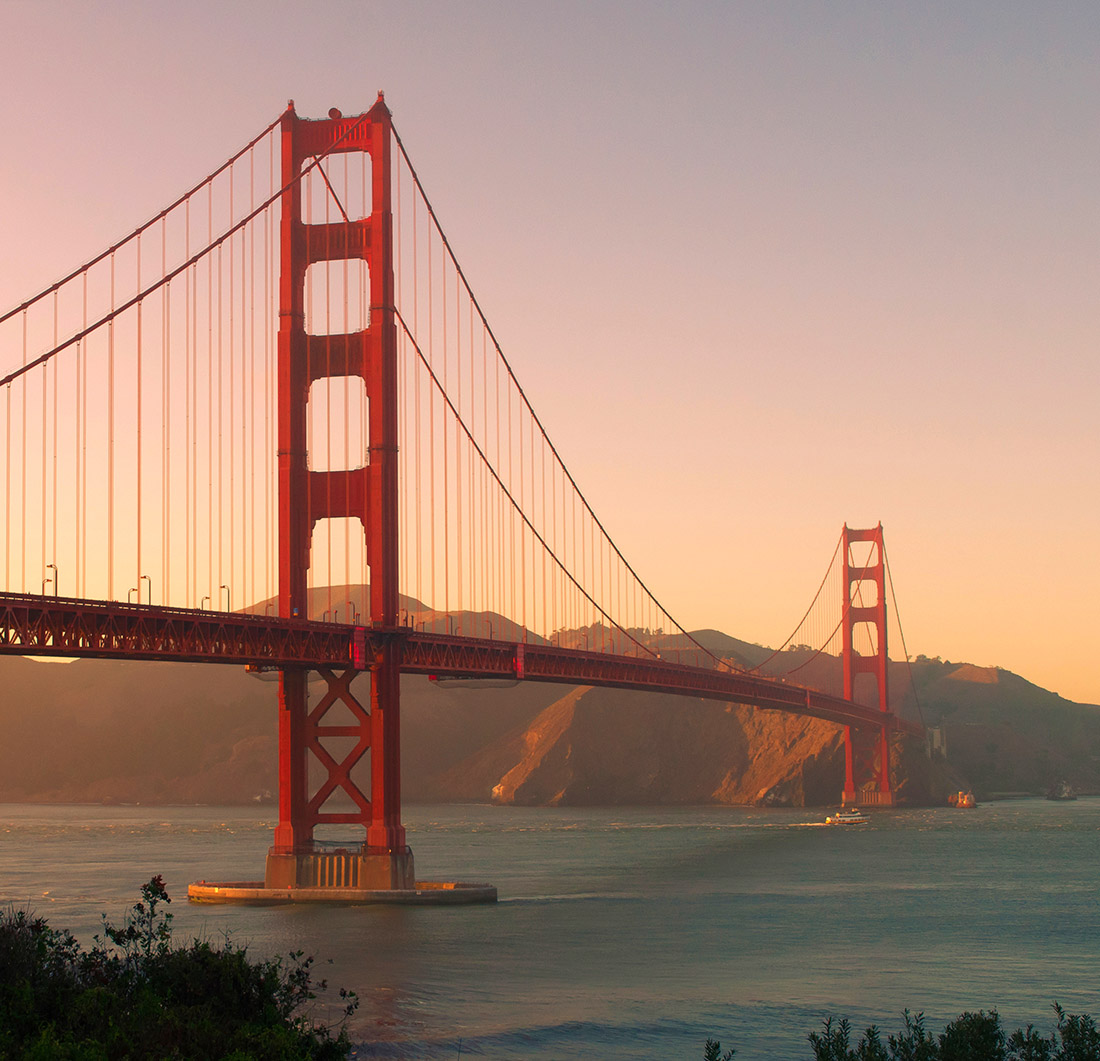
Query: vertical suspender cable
[
  {"left": 136, "top": 234, "right": 143, "bottom": 597},
  {"left": 50, "top": 292, "right": 58, "bottom": 589},
  {"left": 107, "top": 255, "right": 115, "bottom": 598},
  {"left": 228, "top": 166, "right": 236, "bottom": 611},
  {"left": 428, "top": 222, "right": 435, "bottom": 616},
  {"left": 453, "top": 286, "right": 460, "bottom": 623},
  {"left": 162, "top": 217, "right": 170, "bottom": 605},
  {"left": 442, "top": 249, "right": 449, "bottom": 620}
]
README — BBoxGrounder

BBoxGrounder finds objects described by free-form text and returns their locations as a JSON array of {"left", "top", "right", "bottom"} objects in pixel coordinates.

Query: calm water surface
[{"left": 2, "top": 800, "right": 1098, "bottom": 1059}]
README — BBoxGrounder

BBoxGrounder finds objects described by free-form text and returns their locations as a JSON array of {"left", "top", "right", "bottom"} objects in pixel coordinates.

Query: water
[{"left": 2, "top": 800, "right": 1098, "bottom": 1059}]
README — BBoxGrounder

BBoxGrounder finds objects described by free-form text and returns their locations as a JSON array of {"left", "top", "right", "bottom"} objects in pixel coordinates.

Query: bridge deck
[{"left": 0, "top": 593, "right": 922, "bottom": 736}]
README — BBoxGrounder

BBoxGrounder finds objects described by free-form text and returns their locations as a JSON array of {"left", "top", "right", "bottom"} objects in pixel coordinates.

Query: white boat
[{"left": 826, "top": 808, "right": 868, "bottom": 825}]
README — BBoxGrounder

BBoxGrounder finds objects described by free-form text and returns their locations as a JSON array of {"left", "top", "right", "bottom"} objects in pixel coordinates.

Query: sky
[{"left": 1, "top": 1, "right": 1098, "bottom": 704}]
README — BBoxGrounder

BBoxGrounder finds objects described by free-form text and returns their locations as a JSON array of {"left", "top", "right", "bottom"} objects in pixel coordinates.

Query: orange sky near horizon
[{"left": 1, "top": 1, "right": 1098, "bottom": 705}]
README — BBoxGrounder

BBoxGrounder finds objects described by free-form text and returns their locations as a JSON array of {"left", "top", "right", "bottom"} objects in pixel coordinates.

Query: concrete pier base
[
  {"left": 842, "top": 789, "right": 897, "bottom": 808},
  {"left": 187, "top": 879, "right": 497, "bottom": 905},
  {"left": 264, "top": 846, "right": 416, "bottom": 891},
  {"left": 188, "top": 844, "right": 496, "bottom": 905}
]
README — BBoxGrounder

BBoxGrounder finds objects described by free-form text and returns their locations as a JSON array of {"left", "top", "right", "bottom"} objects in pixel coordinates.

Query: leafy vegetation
[
  {"left": 704, "top": 1006, "right": 1100, "bottom": 1061},
  {"left": 0, "top": 876, "right": 357, "bottom": 1059},
  {"left": 703, "top": 1040, "right": 736, "bottom": 1061}
]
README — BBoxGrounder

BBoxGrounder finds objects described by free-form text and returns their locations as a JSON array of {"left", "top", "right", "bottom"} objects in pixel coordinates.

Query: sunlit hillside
[{"left": 1, "top": 595, "right": 1097, "bottom": 806}]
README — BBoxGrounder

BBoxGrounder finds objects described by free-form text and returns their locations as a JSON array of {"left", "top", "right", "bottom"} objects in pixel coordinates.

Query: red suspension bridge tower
[
  {"left": 840, "top": 523, "right": 895, "bottom": 807},
  {"left": 266, "top": 96, "right": 412, "bottom": 891}
]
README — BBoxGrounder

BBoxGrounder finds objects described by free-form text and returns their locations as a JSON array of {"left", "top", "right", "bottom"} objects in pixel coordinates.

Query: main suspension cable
[{"left": 392, "top": 121, "right": 717, "bottom": 664}]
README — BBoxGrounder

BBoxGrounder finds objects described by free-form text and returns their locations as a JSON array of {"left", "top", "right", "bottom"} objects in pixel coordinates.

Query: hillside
[{"left": 0, "top": 593, "right": 1097, "bottom": 806}]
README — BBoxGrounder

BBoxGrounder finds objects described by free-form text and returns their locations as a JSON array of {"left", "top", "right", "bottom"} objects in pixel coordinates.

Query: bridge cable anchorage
[
  {"left": 0, "top": 112, "right": 371, "bottom": 391},
  {"left": 392, "top": 122, "right": 717, "bottom": 665}
]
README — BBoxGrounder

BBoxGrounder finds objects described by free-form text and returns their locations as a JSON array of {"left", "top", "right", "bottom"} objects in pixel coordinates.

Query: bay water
[{"left": 2, "top": 800, "right": 1098, "bottom": 1059}]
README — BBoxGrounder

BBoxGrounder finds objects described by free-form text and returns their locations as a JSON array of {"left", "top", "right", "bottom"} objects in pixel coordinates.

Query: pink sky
[{"left": 1, "top": 1, "right": 1097, "bottom": 704}]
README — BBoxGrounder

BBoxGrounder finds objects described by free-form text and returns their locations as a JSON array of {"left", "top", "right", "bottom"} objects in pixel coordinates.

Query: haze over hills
[{"left": 1, "top": 587, "right": 1096, "bottom": 807}]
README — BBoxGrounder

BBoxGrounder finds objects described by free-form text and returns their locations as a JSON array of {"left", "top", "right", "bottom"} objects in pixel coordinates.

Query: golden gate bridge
[{"left": 0, "top": 96, "right": 922, "bottom": 901}]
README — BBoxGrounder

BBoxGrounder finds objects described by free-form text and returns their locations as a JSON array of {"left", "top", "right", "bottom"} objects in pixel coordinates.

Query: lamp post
[
  {"left": 220, "top": 584, "right": 230, "bottom": 612},
  {"left": 140, "top": 575, "right": 151, "bottom": 605},
  {"left": 46, "top": 563, "right": 57, "bottom": 596},
  {"left": 127, "top": 588, "right": 137, "bottom": 603},
  {"left": 201, "top": 595, "right": 211, "bottom": 610}
]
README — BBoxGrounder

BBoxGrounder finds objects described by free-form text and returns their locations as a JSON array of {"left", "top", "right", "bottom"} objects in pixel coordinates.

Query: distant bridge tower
[
  {"left": 840, "top": 523, "right": 895, "bottom": 806},
  {"left": 266, "top": 96, "right": 412, "bottom": 891}
]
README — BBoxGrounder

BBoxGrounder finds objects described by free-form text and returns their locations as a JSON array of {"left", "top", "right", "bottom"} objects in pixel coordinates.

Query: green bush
[
  {"left": 0, "top": 877, "right": 357, "bottom": 1060},
  {"left": 704, "top": 1006, "right": 1099, "bottom": 1061}
]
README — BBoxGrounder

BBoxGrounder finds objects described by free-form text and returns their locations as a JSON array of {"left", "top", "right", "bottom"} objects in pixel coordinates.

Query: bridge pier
[
  {"left": 264, "top": 845, "right": 415, "bottom": 891},
  {"left": 840, "top": 525, "right": 898, "bottom": 806},
  {"left": 187, "top": 98, "right": 495, "bottom": 906}
]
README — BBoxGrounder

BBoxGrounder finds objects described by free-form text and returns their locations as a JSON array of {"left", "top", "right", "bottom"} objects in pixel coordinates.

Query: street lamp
[
  {"left": 220, "top": 584, "right": 230, "bottom": 612},
  {"left": 201, "top": 595, "right": 211, "bottom": 609},
  {"left": 46, "top": 564, "right": 57, "bottom": 596},
  {"left": 127, "top": 587, "right": 138, "bottom": 603},
  {"left": 140, "top": 574, "right": 151, "bottom": 605}
]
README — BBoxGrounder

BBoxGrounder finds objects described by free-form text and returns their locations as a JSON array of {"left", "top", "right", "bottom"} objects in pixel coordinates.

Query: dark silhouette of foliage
[
  {"left": 888, "top": 1010, "right": 939, "bottom": 1061},
  {"left": 938, "top": 1010, "right": 1005, "bottom": 1060},
  {"left": 703, "top": 1038, "right": 735, "bottom": 1060},
  {"left": 706, "top": 1005, "right": 1099, "bottom": 1061},
  {"left": 0, "top": 877, "right": 357, "bottom": 1060}
]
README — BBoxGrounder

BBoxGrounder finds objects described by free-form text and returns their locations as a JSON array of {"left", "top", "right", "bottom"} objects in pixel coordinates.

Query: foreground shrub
[
  {"left": 704, "top": 1006, "right": 1099, "bottom": 1061},
  {"left": 0, "top": 876, "right": 357, "bottom": 1060}
]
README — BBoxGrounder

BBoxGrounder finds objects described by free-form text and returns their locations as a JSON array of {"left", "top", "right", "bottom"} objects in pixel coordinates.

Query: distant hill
[{"left": 0, "top": 590, "right": 1096, "bottom": 807}]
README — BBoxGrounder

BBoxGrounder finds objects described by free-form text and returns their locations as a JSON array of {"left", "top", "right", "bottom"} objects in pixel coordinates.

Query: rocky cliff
[{"left": 432, "top": 686, "right": 846, "bottom": 807}]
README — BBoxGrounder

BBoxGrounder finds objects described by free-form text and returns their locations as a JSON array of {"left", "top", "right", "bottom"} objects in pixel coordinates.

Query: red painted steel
[
  {"left": 0, "top": 99, "right": 926, "bottom": 839},
  {"left": 840, "top": 523, "right": 895, "bottom": 802},
  {"left": 275, "top": 97, "right": 404, "bottom": 858},
  {"left": 0, "top": 592, "right": 920, "bottom": 739},
  {"left": 402, "top": 631, "right": 923, "bottom": 735},
  {"left": 0, "top": 593, "right": 359, "bottom": 667}
]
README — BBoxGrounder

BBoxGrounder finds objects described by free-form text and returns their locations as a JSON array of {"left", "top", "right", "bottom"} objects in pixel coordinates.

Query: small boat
[
  {"left": 948, "top": 790, "right": 977, "bottom": 808},
  {"left": 826, "top": 808, "right": 868, "bottom": 825}
]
